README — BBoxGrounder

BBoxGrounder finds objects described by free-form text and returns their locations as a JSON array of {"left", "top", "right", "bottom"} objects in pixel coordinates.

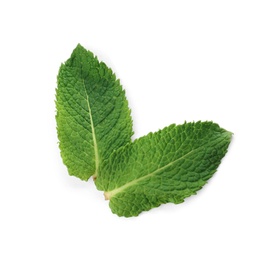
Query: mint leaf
[
  {"left": 55, "top": 44, "right": 232, "bottom": 217},
  {"left": 96, "top": 122, "right": 232, "bottom": 217},
  {"left": 56, "top": 44, "right": 133, "bottom": 181}
]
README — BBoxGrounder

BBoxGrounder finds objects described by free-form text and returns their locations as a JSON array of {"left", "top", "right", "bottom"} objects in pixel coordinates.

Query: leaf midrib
[
  {"left": 104, "top": 146, "right": 203, "bottom": 200},
  {"left": 83, "top": 80, "right": 99, "bottom": 178}
]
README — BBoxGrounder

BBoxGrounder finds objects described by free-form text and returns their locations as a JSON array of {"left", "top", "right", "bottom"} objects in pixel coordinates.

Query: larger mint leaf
[
  {"left": 56, "top": 44, "right": 133, "bottom": 181},
  {"left": 96, "top": 122, "right": 232, "bottom": 217}
]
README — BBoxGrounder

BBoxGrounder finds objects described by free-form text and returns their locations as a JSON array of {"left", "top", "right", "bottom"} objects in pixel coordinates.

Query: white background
[{"left": 0, "top": 1, "right": 279, "bottom": 259}]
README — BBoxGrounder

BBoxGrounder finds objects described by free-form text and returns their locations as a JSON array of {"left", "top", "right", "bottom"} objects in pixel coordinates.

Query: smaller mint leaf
[
  {"left": 56, "top": 44, "right": 133, "bottom": 181},
  {"left": 96, "top": 122, "right": 232, "bottom": 217}
]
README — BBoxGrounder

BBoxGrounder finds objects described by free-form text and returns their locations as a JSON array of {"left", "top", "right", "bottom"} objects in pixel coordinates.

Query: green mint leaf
[
  {"left": 56, "top": 44, "right": 133, "bottom": 181},
  {"left": 96, "top": 122, "right": 232, "bottom": 217}
]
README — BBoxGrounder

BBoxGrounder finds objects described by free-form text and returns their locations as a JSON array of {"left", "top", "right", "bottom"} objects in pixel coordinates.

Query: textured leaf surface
[
  {"left": 96, "top": 122, "right": 232, "bottom": 217},
  {"left": 56, "top": 44, "right": 133, "bottom": 180}
]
